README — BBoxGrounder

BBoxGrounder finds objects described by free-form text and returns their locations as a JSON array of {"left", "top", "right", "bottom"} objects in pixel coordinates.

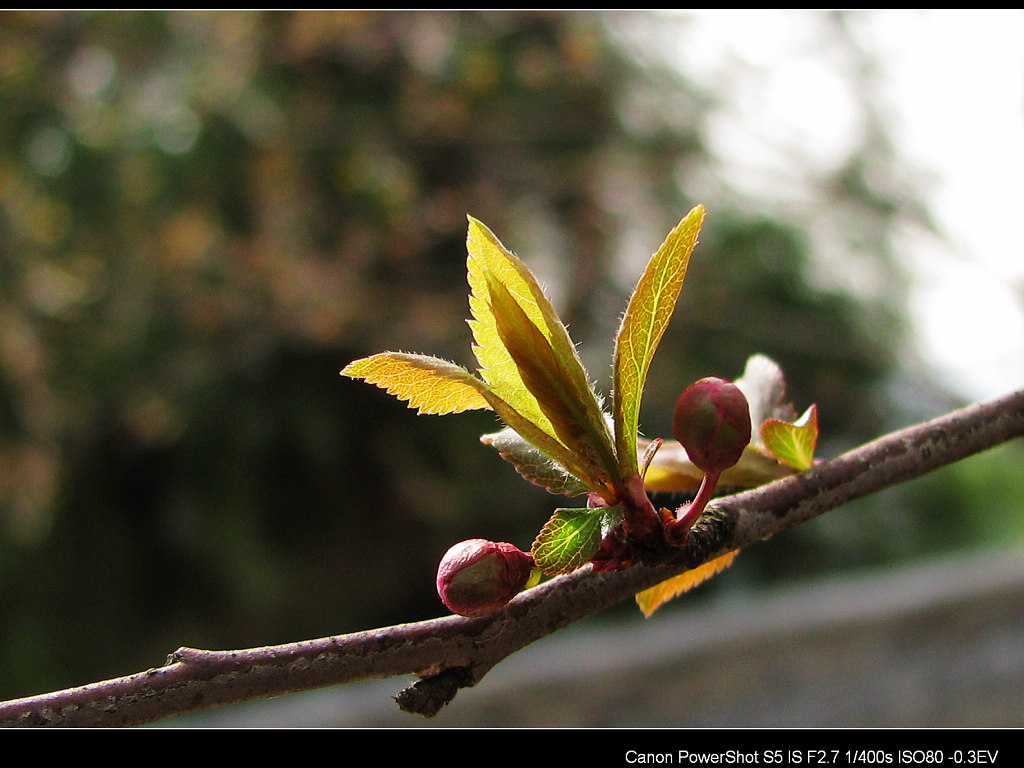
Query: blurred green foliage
[{"left": 0, "top": 10, "right": 1018, "bottom": 700}]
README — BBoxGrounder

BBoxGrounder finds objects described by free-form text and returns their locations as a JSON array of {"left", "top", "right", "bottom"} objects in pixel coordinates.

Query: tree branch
[{"left": 2, "top": 389, "right": 1022, "bottom": 727}]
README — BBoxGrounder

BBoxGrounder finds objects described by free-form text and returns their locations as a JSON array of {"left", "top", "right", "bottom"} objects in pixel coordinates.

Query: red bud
[
  {"left": 436, "top": 539, "right": 534, "bottom": 618},
  {"left": 672, "top": 377, "right": 751, "bottom": 476}
]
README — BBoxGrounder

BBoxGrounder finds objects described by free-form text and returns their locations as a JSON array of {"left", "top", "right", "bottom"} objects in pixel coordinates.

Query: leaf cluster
[{"left": 343, "top": 207, "right": 818, "bottom": 614}]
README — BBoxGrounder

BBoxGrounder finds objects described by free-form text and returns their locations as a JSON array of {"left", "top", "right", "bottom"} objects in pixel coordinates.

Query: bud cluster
[{"left": 435, "top": 378, "right": 751, "bottom": 614}]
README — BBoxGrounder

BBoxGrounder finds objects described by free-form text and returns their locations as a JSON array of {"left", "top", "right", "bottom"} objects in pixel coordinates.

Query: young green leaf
[
  {"left": 485, "top": 271, "right": 619, "bottom": 491},
  {"left": 761, "top": 404, "right": 819, "bottom": 470},
  {"left": 635, "top": 550, "right": 738, "bottom": 617},
  {"left": 480, "top": 427, "right": 591, "bottom": 497},
  {"left": 495, "top": 404, "right": 606, "bottom": 492},
  {"left": 613, "top": 205, "right": 706, "bottom": 478},
  {"left": 344, "top": 216, "right": 626, "bottom": 495},
  {"left": 340, "top": 352, "right": 493, "bottom": 415},
  {"left": 467, "top": 220, "right": 580, "bottom": 437},
  {"left": 531, "top": 504, "right": 625, "bottom": 575},
  {"left": 467, "top": 217, "right": 615, "bottom": 470},
  {"left": 466, "top": 216, "right": 620, "bottom": 498}
]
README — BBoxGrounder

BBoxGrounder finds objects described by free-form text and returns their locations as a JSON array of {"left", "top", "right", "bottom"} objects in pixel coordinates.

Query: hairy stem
[
  {"left": 666, "top": 469, "right": 719, "bottom": 545},
  {"left": 2, "top": 388, "right": 1022, "bottom": 727}
]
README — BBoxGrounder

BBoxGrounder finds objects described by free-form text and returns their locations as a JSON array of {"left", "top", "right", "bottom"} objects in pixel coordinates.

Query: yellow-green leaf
[
  {"left": 466, "top": 216, "right": 616, "bottom": 493},
  {"left": 467, "top": 217, "right": 562, "bottom": 437},
  {"left": 485, "top": 271, "right": 618, "bottom": 490},
  {"left": 484, "top": 396, "right": 599, "bottom": 487},
  {"left": 635, "top": 550, "right": 738, "bottom": 617},
  {"left": 613, "top": 205, "right": 706, "bottom": 477},
  {"left": 342, "top": 352, "right": 592, "bottom": 482},
  {"left": 340, "top": 352, "right": 492, "bottom": 415},
  {"left": 761, "top": 404, "right": 818, "bottom": 470}
]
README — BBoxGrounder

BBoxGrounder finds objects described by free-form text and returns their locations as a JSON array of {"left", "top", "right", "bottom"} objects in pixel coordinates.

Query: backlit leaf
[
  {"left": 477, "top": 387, "right": 600, "bottom": 488},
  {"left": 531, "top": 504, "right": 625, "bottom": 575},
  {"left": 761, "top": 404, "right": 819, "bottom": 470},
  {"left": 485, "top": 271, "right": 618, "bottom": 490},
  {"left": 613, "top": 205, "right": 705, "bottom": 478},
  {"left": 467, "top": 216, "right": 616, "bottom": 494},
  {"left": 340, "top": 352, "right": 492, "bottom": 415},
  {"left": 467, "top": 218, "right": 576, "bottom": 444},
  {"left": 635, "top": 550, "right": 738, "bottom": 617},
  {"left": 341, "top": 351, "right": 590, "bottom": 482}
]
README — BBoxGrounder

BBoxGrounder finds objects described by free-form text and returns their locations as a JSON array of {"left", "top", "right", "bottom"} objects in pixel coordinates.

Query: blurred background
[{"left": 1, "top": 10, "right": 1022, "bottom": 723}]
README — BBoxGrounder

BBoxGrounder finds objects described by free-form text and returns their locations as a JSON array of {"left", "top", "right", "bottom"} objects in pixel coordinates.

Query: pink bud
[
  {"left": 436, "top": 539, "right": 534, "bottom": 618},
  {"left": 672, "top": 377, "right": 751, "bottom": 476}
]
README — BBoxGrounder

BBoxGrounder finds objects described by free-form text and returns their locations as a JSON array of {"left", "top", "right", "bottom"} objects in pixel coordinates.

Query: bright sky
[
  {"left": 646, "top": 9, "right": 1024, "bottom": 402},
  {"left": 871, "top": 10, "right": 1024, "bottom": 402}
]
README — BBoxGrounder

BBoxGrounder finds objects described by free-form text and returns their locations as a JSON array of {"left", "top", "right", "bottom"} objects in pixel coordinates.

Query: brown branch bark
[{"left": 2, "top": 388, "right": 1022, "bottom": 727}]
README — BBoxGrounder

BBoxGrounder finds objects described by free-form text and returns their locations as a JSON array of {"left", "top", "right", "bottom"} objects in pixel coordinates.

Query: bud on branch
[
  {"left": 665, "top": 377, "right": 752, "bottom": 544},
  {"left": 436, "top": 539, "right": 535, "bottom": 618}
]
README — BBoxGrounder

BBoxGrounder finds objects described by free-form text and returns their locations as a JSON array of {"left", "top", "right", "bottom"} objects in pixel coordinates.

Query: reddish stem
[
  {"left": 665, "top": 471, "right": 720, "bottom": 546},
  {"left": 621, "top": 473, "right": 661, "bottom": 540}
]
